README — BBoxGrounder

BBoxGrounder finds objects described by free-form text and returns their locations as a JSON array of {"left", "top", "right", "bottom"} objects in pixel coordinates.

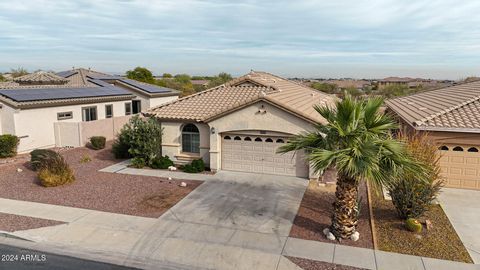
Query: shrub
[
  {"left": 388, "top": 132, "right": 444, "bottom": 219},
  {"left": 37, "top": 154, "right": 75, "bottom": 187},
  {"left": 80, "top": 154, "right": 92, "bottom": 163},
  {"left": 405, "top": 218, "right": 422, "bottom": 233},
  {"left": 90, "top": 136, "right": 106, "bottom": 150},
  {"left": 182, "top": 159, "right": 205, "bottom": 173},
  {"left": 30, "top": 149, "right": 58, "bottom": 171},
  {"left": 150, "top": 155, "right": 174, "bottom": 169},
  {"left": 0, "top": 134, "right": 19, "bottom": 158},
  {"left": 112, "top": 116, "right": 162, "bottom": 164},
  {"left": 130, "top": 157, "right": 146, "bottom": 168},
  {"left": 112, "top": 139, "right": 131, "bottom": 159}
]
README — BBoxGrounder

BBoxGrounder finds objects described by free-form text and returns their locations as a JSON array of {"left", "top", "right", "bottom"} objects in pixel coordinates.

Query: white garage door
[
  {"left": 221, "top": 134, "right": 309, "bottom": 177},
  {"left": 438, "top": 144, "right": 480, "bottom": 190}
]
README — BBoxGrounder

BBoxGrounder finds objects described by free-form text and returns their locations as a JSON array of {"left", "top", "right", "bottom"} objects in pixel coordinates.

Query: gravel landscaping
[
  {"left": 289, "top": 181, "right": 374, "bottom": 249},
  {"left": 372, "top": 192, "right": 473, "bottom": 263},
  {"left": 287, "top": 257, "right": 368, "bottom": 270},
  {"left": 0, "top": 144, "right": 203, "bottom": 218},
  {"left": 0, "top": 213, "right": 65, "bottom": 232}
]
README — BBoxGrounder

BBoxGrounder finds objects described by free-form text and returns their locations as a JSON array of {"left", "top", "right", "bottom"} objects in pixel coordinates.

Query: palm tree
[{"left": 278, "top": 95, "right": 419, "bottom": 240}]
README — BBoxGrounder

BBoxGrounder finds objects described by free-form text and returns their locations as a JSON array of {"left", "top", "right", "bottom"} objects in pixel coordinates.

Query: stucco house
[
  {"left": 0, "top": 68, "right": 179, "bottom": 153},
  {"left": 386, "top": 81, "right": 480, "bottom": 190},
  {"left": 146, "top": 71, "right": 336, "bottom": 179}
]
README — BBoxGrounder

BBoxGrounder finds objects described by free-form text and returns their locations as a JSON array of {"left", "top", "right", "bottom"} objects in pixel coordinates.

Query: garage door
[
  {"left": 438, "top": 144, "right": 480, "bottom": 190},
  {"left": 221, "top": 134, "right": 309, "bottom": 177}
]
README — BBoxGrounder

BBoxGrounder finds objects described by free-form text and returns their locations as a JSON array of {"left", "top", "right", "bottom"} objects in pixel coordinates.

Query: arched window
[
  {"left": 182, "top": 124, "right": 200, "bottom": 153},
  {"left": 276, "top": 139, "right": 285, "bottom": 143},
  {"left": 439, "top": 146, "right": 449, "bottom": 151},
  {"left": 224, "top": 136, "right": 231, "bottom": 140},
  {"left": 468, "top": 147, "right": 479, "bottom": 152},
  {"left": 244, "top": 137, "right": 252, "bottom": 141},
  {"left": 255, "top": 137, "right": 262, "bottom": 142},
  {"left": 265, "top": 138, "right": 273, "bottom": 143},
  {"left": 453, "top": 146, "right": 464, "bottom": 152},
  {"left": 234, "top": 136, "right": 242, "bottom": 141}
]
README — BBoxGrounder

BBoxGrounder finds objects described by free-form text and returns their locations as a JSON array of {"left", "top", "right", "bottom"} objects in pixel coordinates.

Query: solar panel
[
  {"left": 0, "top": 87, "right": 132, "bottom": 102},
  {"left": 119, "top": 79, "right": 173, "bottom": 94},
  {"left": 56, "top": 70, "right": 76, "bottom": 78}
]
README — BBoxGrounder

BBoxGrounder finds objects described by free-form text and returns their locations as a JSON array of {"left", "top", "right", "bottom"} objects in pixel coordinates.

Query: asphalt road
[{"left": 0, "top": 244, "right": 138, "bottom": 270}]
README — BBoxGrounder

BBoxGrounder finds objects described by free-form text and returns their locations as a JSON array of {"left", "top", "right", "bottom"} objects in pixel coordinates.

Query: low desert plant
[
  {"left": 388, "top": 132, "right": 444, "bottom": 219},
  {"left": 80, "top": 154, "right": 92, "bottom": 163},
  {"left": 150, "top": 155, "right": 174, "bottom": 169},
  {"left": 37, "top": 154, "right": 75, "bottom": 187},
  {"left": 0, "top": 134, "right": 19, "bottom": 158},
  {"left": 130, "top": 157, "right": 146, "bottom": 168},
  {"left": 30, "top": 149, "right": 58, "bottom": 171},
  {"left": 89, "top": 136, "right": 106, "bottom": 150},
  {"left": 405, "top": 218, "right": 423, "bottom": 233},
  {"left": 182, "top": 159, "right": 205, "bottom": 173}
]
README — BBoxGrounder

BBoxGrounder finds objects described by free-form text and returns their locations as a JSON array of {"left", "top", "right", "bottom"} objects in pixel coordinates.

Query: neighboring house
[
  {"left": 386, "top": 81, "right": 480, "bottom": 190},
  {"left": 0, "top": 69, "right": 179, "bottom": 153},
  {"left": 326, "top": 79, "right": 371, "bottom": 90},
  {"left": 146, "top": 71, "right": 337, "bottom": 179}
]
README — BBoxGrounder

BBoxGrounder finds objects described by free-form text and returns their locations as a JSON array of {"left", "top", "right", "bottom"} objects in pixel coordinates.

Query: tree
[
  {"left": 10, "top": 67, "right": 28, "bottom": 78},
  {"left": 378, "top": 84, "right": 410, "bottom": 98},
  {"left": 278, "top": 95, "right": 419, "bottom": 240},
  {"left": 311, "top": 82, "right": 338, "bottom": 94},
  {"left": 0, "top": 74, "right": 6, "bottom": 82},
  {"left": 207, "top": 72, "right": 233, "bottom": 88},
  {"left": 162, "top": 73, "right": 173, "bottom": 78},
  {"left": 126, "top": 67, "right": 154, "bottom": 83}
]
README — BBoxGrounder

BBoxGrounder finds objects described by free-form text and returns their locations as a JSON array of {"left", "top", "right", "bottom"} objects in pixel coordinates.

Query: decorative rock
[
  {"left": 180, "top": 182, "right": 187, "bottom": 187},
  {"left": 168, "top": 177, "right": 172, "bottom": 180},
  {"left": 16, "top": 168, "right": 23, "bottom": 173},
  {"left": 425, "top": 219, "right": 433, "bottom": 230},
  {"left": 326, "top": 232, "right": 336, "bottom": 241},
  {"left": 168, "top": 166, "right": 177, "bottom": 171},
  {"left": 322, "top": 228, "right": 330, "bottom": 236},
  {"left": 350, "top": 231, "right": 360, "bottom": 241}
]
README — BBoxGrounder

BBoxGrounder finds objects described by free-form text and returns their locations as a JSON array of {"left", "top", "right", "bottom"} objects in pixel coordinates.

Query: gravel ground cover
[
  {"left": 289, "top": 181, "right": 374, "bottom": 249},
  {"left": 0, "top": 213, "right": 65, "bottom": 232},
  {"left": 287, "top": 257, "right": 368, "bottom": 270},
  {"left": 0, "top": 144, "right": 203, "bottom": 218},
  {"left": 372, "top": 192, "right": 473, "bottom": 263}
]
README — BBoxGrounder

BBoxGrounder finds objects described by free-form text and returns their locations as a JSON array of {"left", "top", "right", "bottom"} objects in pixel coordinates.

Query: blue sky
[{"left": 1, "top": 0, "right": 480, "bottom": 79}]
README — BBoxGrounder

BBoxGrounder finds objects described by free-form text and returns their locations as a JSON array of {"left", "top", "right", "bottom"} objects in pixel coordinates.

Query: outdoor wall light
[{"left": 210, "top": 127, "right": 216, "bottom": 134}]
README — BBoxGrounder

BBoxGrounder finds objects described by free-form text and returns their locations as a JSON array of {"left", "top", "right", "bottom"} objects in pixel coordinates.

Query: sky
[{"left": 1, "top": 0, "right": 480, "bottom": 79}]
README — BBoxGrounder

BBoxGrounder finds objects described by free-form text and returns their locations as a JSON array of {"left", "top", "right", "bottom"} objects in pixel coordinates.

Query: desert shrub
[
  {"left": 89, "top": 136, "right": 106, "bottom": 150},
  {"left": 30, "top": 149, "right": 58, "bottom": 171},
  {"left": 0, "top": 134, "right": 19, "bottom": 158},
  {"left": 112, "top": 116, "right": 162, "bottom": 164},
  {"left": 387, "top": 132, "right": 444, "bottom": 219},
  {"left": 182, "top": 159, "right": 205, "bottom": 173},
  {"left": 150, "top": 155, "right": 174, "bottom": 169},
  {"left": 405, "top": 218, "right": 422, "bottom": 233},
  {"left": 130, "top": 157, "right": 146, "bottom": 168},
  {"left": 37, "top": 154, "right": 75, "bottom": 187},
  {"left": 80, "top": 154, "right": 92, "bottom": 163}
]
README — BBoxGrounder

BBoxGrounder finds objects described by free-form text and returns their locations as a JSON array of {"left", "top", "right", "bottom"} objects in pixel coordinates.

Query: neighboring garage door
[
  {"left": 438, "top": 144, "right": 480, "bottom": 190},
  {"left": 221, "top": 134, "right": 309, "bottom": 177}
]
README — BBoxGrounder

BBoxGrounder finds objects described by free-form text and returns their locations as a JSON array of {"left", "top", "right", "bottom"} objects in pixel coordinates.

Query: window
[
  {"left": 182, "top": 124, "right": 200, "bottom": 153},
  {"left": 234, "top": 136, "right": 242, "bottom": 141},
  {"left": 224, "top": 136, "right": 231, "bottom": 140},
  {"left": 439, "top": 146, "right": 449, "bottom": 151},
  {"left": 132, "top": 100, "right": 142, "bottom": 114},
  {"left": 57, "top": 111, "right": 73, "bottom": 120},
  {"left": 244, "top": 137, "right": 252, "bottom": 141},
  {"left": 468, "top": 147, "right": 479, "bottom": 152},
  {"left": 105, "top": 104, "right": 113, "bottom": 118},
  {"left": 276, "top": 139, "right": 285, "bottom": 143},
  {"left": 125, "top": 102, "right": 132, "bottom": 115},
  {"left": 82, "top": 107, "right": 97, "bottom": 122},
  {"left": 265, "top": 138, "right": 273, "bottom": 143},
  {"left": 255, "top": 137, "right": 262, "bottom": 142},
  {"left": 453, "top": 146, "right": 464, "bottom": 152}
]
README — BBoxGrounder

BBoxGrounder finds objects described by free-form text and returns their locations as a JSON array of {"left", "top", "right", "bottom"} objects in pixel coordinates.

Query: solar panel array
[
  {"left": 0, "top": 87, "right": 132, "bottom": 102},
  {"left": 120, "top": 79, "right": 172, "bottom": 93}
]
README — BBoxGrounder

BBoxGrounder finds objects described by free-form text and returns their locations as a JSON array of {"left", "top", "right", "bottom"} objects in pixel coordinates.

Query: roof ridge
[
  {"left": 414, "top": 94, "right": 480, "bottom": 126},
  {"left": 388, "top": 79, "right": 480, "bottom": 102}
]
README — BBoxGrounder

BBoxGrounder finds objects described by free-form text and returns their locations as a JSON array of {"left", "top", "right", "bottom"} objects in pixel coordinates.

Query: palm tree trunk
[{"left": 331, "top": 174, "right": 359, "bottom": 239}]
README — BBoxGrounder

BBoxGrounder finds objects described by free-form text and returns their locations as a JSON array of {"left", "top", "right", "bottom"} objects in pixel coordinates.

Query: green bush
[
  {"left": 37, "top": 154, "right": 75, "bottom": 187},
  {"left": 0, "top": 134, "right": 19, "bottom": 158},
  {"left": 112, "top": 116, "right": 162, "bottom": 164},
  {"left": 405, "top": 218, "right": 423, "bottom": 233},
  {"left": 90, "top": 136, "right": 106, "bottom": 150},
  {"left": 150, "top": 155, "right": 174, "bottom": 169},
  {"left": 182, "top": 159, "right": 205, "bottom": 173},
  {"left": 388, "top": 132, "right": 444, "bottom": 219},
  {"left": 30, "top": 149, "right": 58, "bottom": 171},
  {"left": 130, "top": 157, "right": 146, "bottom": 168}
]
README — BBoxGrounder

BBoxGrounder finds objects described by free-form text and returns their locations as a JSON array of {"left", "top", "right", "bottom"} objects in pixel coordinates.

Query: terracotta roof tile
[{"left": 14, "top": 71, "right": 69, "bottom": 84}]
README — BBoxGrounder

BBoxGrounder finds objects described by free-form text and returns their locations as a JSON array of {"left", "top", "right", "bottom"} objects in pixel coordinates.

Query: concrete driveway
[{"left": 439, "top": 188, "right": 480, "bottom": 263}]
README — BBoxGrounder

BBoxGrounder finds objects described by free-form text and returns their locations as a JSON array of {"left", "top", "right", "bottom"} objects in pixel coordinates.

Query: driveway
[{"left": 439, "top": 188, "right": 480, "bottom": 263}]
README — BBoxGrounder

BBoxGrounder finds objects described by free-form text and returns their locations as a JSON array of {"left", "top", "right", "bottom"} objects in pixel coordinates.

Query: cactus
[{"left": 405, "top": 218, "right": 423, "bottom": 233}]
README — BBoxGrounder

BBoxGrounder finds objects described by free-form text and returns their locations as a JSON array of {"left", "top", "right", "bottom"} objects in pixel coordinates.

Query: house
[
  {"left": 386, "top": 81, "right": 480, "bottom": 190},
  {"left": 146, "top": 71, "right": 337, "bottom": 179},
  {"left": 325, "top": 79, "right": 371, "bottom": 90},
  {"left": 0, "top": 69, "right": 179, "bottom": 153}
]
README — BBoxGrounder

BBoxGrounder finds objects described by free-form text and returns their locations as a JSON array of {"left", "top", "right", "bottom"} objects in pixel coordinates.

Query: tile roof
[
  {"left": 147, "top": 71, "right": 336, "bottom": 123},
  {"left": 14, "top": 71, "right": 69, "bottom": 84},
  {"left": 385, "top": 80, "right": 480, "bottom": 132}
]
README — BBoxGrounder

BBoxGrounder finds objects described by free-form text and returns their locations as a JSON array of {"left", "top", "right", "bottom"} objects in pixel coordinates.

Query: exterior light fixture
[{"left": 210, "top": 127, "right": 216, "bottom": 134}]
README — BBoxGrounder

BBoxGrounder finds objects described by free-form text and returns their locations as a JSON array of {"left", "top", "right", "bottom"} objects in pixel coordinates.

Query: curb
[{"left": 0, "top": 230, "right": 35, "bottom": 242}]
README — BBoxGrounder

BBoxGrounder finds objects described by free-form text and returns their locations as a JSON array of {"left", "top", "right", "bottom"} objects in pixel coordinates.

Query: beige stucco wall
[
  {"left": 0, "top": 102, "right": 16, "bottom": 136},
  {"left": 149, "top": 96, "right": 178, "bottom": 109},
  {"left": 161, "top": 122, "right": 210, "bottom": 165}
]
